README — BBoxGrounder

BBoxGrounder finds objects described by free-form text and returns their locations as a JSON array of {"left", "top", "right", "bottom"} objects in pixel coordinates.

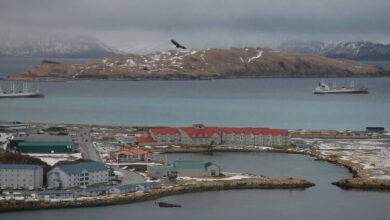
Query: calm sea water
[
  {"left": 0, "top": 57, "right": 389, "bottom": 130},
  {"left": 2, "top": 152, "right": 390, "bottom": 220},
  {"left": 0, "top": 78, "right": 389, "bottom": 130}
]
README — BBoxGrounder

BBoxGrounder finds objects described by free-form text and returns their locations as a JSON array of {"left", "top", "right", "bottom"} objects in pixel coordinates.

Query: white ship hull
[
  {"left": 0, "top": 81, "right": 44, "bottom": 98},
  {"left": 313, "top": 80, "right": 368, "bottom": 94},
  {"left": 0, "top": 92, "right": 44, "bottom": 98},
  {"left": 313, "top": 88, "right": 368, "bottom": 94}
]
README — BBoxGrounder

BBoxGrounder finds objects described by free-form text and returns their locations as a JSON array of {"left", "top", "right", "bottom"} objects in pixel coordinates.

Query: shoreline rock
[{"left": 332, "top": 178, "right": 390, "bottom": 191}]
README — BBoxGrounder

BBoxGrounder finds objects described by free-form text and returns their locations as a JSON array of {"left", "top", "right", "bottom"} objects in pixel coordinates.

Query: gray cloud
[{"left": 0, "top": 0, "right": 389, "bottom": 52}]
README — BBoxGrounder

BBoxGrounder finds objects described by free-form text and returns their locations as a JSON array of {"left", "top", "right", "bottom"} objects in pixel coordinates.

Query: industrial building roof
[
  {"left": 0, "top": 164, "right": 41, "bottom": 170},
  {"left": 37, "top": 190, "right": 75, "bottom": 195},
  {"left": 55, "top": 162, "right": 108, "bottom": 175},
  {"left": 138, "top": 182, "right": 160, "bottom": 188},
  {"left": 82, "top": 187, "right": 109, "bottom": 192},
  {"left": 13, "top": 135, "right": 73, "bottom": 142},
  {"left": 114, "top": 184, "right": 138, "bottom": 191},
  {"left": 18, "top": 142, "right": 73, "bottom": 146}
]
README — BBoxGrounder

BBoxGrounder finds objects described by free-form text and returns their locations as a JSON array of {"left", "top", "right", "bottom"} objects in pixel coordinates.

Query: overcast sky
[{"left": 1, "top": 0, "right": 389, "bottom": 52}]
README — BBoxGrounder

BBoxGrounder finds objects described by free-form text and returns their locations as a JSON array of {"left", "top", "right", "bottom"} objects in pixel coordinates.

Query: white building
[
  {"left": 47, "top": 162, "right": 109, "bottom": 189},
  {"left": 0, "top": 164, "right": 43, "bottom": 189}
]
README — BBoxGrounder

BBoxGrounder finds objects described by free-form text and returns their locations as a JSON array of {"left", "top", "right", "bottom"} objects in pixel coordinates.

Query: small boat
[
  {"left": 157, "top": 202, "right": 182, "bottom": 208},
  {"left": 313, "top": 80, "right": 368, "bottom": 94}
]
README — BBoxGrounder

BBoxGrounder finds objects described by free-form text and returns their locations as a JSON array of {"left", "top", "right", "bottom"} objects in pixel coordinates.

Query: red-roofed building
[
  {"left": 135, "top": 134, "right": 157, "bottom": 146},
  {"left": 136, "top": 124, "right": 290, "bottom": 147},
  {"left": 109, "top": 146, "right": 149, "bottom": 162},
  {"left": 149, "top": 127, "right": 180, "bottom": 145}
]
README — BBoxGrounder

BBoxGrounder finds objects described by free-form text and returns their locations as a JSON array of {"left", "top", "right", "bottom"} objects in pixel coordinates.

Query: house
[
  {"left": 137, "top": 182, "right": 160, "bottom": 191},
  {"left": 147, "top": 160, "right": 220, "bottom": 178},
  {"left": 136, "top": 124, "right": 290, "bottom": 147},
  {"left": 47, "top": 162, "right": 109, "bottom": 189},
  {"left": 0, "top": 164, "right": 43, "bottom": 189},
  {"left": 109, "top": 146, "right": 149, "bottom": 162},
  {"left": 37, "top": 190, "right": 76, "bottom": 200}
]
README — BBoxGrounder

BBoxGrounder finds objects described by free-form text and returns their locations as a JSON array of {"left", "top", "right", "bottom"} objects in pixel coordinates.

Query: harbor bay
[{"left": 0, "top": 77, "right": 390, "bottom": 130}]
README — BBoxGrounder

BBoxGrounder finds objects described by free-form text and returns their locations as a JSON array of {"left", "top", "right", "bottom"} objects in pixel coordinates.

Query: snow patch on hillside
[{"left": 248, "top": 51, "right": 263, "bottom": 63}]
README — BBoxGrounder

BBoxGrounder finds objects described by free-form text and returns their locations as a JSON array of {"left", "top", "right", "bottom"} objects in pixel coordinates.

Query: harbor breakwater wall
[{"left": 0, "top": 178, "right": 314, "bottom": 212}]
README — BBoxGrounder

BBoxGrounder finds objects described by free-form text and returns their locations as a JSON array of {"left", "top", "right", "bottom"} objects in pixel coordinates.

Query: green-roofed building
[
  {"left": 10, "top": 135, "right": 74, "bottom": 153},
  {"left": 16, "top": 142, "right": 73, "bottom": 153},
  {"left": 147, "top": 160, "right": 220, "bottom": 178}
]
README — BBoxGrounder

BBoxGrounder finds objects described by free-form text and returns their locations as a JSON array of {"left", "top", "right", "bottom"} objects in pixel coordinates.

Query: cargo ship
[
  {"left": 313, "top": 80, "right": 368, "bottom": 94},
  {"left": 0, "top": 81, "right": 44, "bottom": 98}
]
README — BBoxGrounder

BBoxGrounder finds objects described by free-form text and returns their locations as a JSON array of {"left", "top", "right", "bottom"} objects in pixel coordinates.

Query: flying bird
[{"left": 170, "top": 39, "right": 187, "bottom": 49}]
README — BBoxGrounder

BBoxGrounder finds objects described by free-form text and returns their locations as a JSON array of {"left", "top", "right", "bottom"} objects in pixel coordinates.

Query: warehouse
[
  {"left": 0, "top": 164, "right": 43, "bottom": 189},
  {"left": 147, "top": 160, "right": 220, "bottom": 178},
  {"left": 10, "top": 135, "right": 74, "bottom": 153}
]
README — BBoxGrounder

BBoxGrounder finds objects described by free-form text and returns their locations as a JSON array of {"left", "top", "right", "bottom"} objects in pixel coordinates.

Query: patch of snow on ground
[
  {"left": 363, "top": 163, "right": 375, "bottom": 169},
  {"left": 153, "top": 145, "right": 169, "bottom": 148},
  {"left": 125, "top": 59, "right": 137, "bottom": 67},
  {"left": 27, "top": 153, "right": 82, "bottom": 166},
  {"left": 178, "top": 173, "right": 254, "bottom": 182},
  {"left": 370, "top": 175, "right": 390, "bottom": 180},
  {"left": 239, "top": 57, "right": 244, "bottom": 63},
  {"left": 248, "top": 51, "right": 263, "bottom": 63},
  {"left": 151, "top": 54, "right": 160, "bottom": 61}
]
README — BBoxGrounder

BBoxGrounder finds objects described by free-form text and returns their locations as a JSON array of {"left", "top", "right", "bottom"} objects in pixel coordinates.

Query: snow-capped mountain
[
  {"left": 0, "top": 34, "right": 120, "bottom": 58},
  {"left": 278, "top": 40, "right": 390, "bottom": 61}
]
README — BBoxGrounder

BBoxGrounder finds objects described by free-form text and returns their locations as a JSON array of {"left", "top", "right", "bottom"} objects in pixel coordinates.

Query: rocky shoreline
[{"left": 0, "top": 178, "right": 314, "bottom": 212}]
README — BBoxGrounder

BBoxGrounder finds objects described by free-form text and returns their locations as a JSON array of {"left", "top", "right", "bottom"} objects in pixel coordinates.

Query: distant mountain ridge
[
  {"left": 8, "top": 47, "right": 389, "bottom": 81},
  {"left": 0, "top": 34, "right": 119, "bottom": 58},
  {"left": 278, "top": 40, "right": 390, "bottom": 61}
]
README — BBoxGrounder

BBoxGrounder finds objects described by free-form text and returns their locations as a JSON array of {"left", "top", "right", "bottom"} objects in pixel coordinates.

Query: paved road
[
  {"left": 112, "top": 167, "right": 145, "bottom": 185},
  {"left": 77, "top": 128, "right": 101, "bottom": 162}
]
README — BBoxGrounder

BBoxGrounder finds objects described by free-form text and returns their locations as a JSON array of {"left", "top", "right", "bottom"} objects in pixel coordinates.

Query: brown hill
[{"left": 9, "top": 48, "right": 389, "bottom": 81}]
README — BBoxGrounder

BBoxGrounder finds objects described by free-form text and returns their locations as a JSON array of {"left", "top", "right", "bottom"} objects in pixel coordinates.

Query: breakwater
[{"left": 0, "top": 178, "right": 314, "bottom": 212}]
